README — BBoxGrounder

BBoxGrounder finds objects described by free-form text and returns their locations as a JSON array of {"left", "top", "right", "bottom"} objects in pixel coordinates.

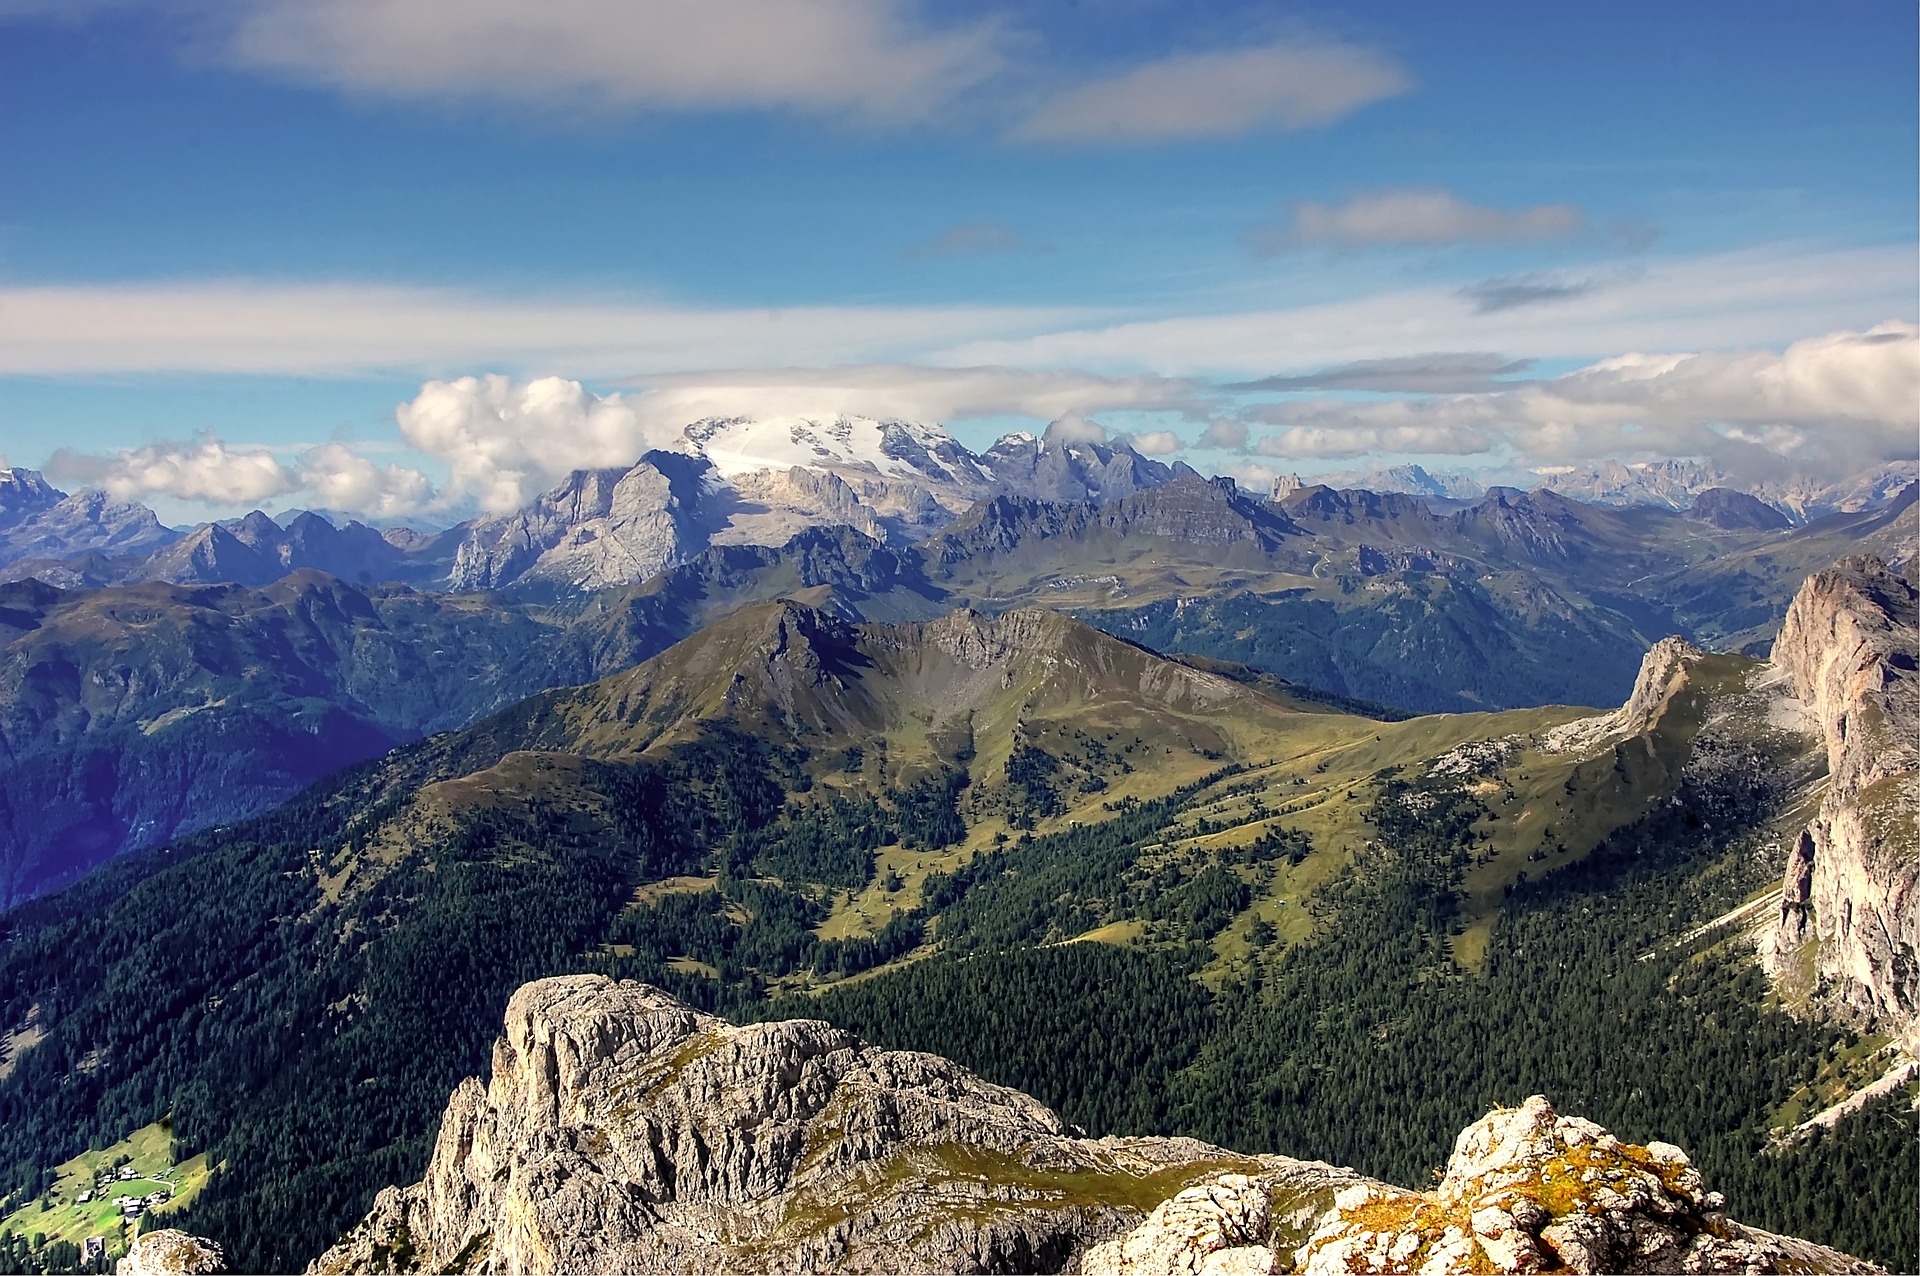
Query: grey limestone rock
[
  {"left": 116, "top": 1230, "right": 227, "bottom": 1275},
  {"left": 310, "top": 976, "right": 1345, "bottom": 1275},
  {"left": 1762, "top": 555, "right": 1920, "bottom": 1046}
]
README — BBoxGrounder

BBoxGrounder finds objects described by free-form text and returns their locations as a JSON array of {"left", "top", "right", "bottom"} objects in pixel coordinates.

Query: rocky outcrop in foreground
[
  {"left": 1282, "top": 1096, "right": 1872, "bottom": 1275},
  {"left": 1763, "top": 555, "right": 1920, "bottom": 1046},
  {"left": 311, "top": 976, "right": 1360, "bottom": 1274},
  {"left": 117, "top": 1229, "right": 227, "bottom": 1275},
  {"left": 304, "top": 977, "right": 1875, "bottom": 1275}
]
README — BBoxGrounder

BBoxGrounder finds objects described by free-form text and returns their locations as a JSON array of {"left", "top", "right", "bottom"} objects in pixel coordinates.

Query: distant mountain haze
[{"left": 0, "top": 459, "right": 1911, "bottom": 903}]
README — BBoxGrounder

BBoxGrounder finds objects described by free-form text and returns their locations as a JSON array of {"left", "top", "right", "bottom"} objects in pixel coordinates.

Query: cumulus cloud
[
  {"left": 1231, "top": 353, "right": 1535, "bottom": 394},
  {"left": 1248, "top": 188, "right": 1586, "bottom": 255},
  {"left": 396, "top": 374, "right": 672, "bottom": 512},
  {"left": 299, "top": 442, "right": 437, "bottom": 520},
  {"left": 1198, "top": 419, "right": 1249, "bottom": 450},
  {"left": 227, "top": 0, "right": 1001, "bottom": 124},
  {"left": 1042, "top": 413, "right": 1109, "bottom": 447},
  {"left": 1124, "top": 430, "right": 1183, "bottom": 455},
  {"left": 47, "top": 437, "right": 300, "bottom": 505},
  {"left": 1500, "top": 321, "right": 1920, "bottom": 474},
  {"left": 1013, "top": 38, "right": 1408, "bottom": 143},
  {"left": 1239, "top": 322, "right": 1920, "bottom": 478},
  {"left": 43, "top": 435, "right": 441, "bottom": 517},
  {"left": 1215, "top": 460, "right": 1287, "bottom": 493},
  {"left": 906, "top": 221, "right": 1025, "bottom": 259}
]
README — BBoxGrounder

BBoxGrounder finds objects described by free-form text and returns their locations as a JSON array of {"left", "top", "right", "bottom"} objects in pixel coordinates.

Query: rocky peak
[
  {"left": 307, "top": 980, "right": 1875, "bottom": 1276},
  {"left": 1770, "top": 555, "right": 1918, "bottom": 796},
  {"left": 1099, "top": 473, "right": 1296, "bottom": 545},
  {"left": 116, "top": 1230, "right": 228, "bottom": 1275},
  {"left": 1287, "top": 1096, "right": 1875, "bottom": 1275},
  {"left": 309, "top": 975, "right": 1361, "bottom": 1275},
  {"left": 1763, "top": 555, "right": 1919, "bottom": 1043},
  {"left": 981, "top": 431, "right": 1175, "bottom": 504},
  {"left": 1542, "top": 635, "right": 1706, "bottom": 755},
  {"left": 1687, "top": 487, "right": 1792, "bottom": 531},
  {"left": 1453, "top": 487, "right": 1589, "bottom": 560},
  {"left": 0, "top": 488, "right": 177, "bottom": 571},
  {"left": 448, "top": 454, "right": 716, "bottom": 592},
  {"left": 916, "top": 606, "right": 1063, "bottom": 669},
  {"left": 0, "top": 468, "right": 63, "bottom": 526},
  {"left": 1277, "top": 485, "right": 1435, "bottom": 526}
]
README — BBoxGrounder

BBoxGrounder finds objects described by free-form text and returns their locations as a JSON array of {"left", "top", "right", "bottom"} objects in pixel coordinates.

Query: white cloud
[
  {"left": 1013, "top": 39, "right": 1408, "bottom": 143},
  {"left": 1041, "top": 412, "right": 1109, "bottom": 447},
  {"left": 1125, "top": 430, "right": 1182, "bottom": 455},
  {"left": 47, "top": 438, "right": 300, "bottom": 505},
  {"left": 42, "top": 435, "right": 440, "bottom": 516},
  {"left": 228, "top": 0, "right": 1001, "bottom": 123},
  {"left": 385, "top": 366, "right": 1204, "bottom": 511},
  {"left": 1251, "top": 421, "right": 1495, "bottom": 460},
  {"left": 1240, "top": 321, "right": 1920, "bottom": 478},
  {"left": 1248, "top": 188, "right": 1585, "bottom": 254},
  {"left": 943, "top": 245, "right": 1917, "bottom": 378},
  {"left": 1197, "top": 419, "right": 1249, "bottom": 450},
  {"left": 0, "top": 281, "right": 1076, "bottom": 377},
  {"left": 5, "top": 246, "right": 1904, "bottom": 384},
  {"left": 299, "top": 442, "right": 436, "bottom": 519},
  {"left": 626, "top": 364, "right": 1200, "bottom": 424},
  {"left": 1216, "top": 460, "right": 1285, "bottom": 493},
  {"left": 395, "top": 374, "right": 673, "bottom": 512}
]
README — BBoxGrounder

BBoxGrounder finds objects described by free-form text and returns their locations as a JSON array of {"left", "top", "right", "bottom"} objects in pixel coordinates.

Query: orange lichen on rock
[{"left": 1291, "top": 1095, "right": 1880, "bottom": 1275}]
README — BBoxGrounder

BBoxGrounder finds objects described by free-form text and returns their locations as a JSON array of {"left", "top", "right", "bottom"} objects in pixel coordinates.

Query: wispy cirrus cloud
[
  {"left": 0, "top": 281, "right": 1084, "bottom": 378},
  {"left": 944, "top": 244, "right": 1916, "bottom": 376},
  {"left": 1459, "top": 270, "right": 1630, "bottom": 314},
  {"left": 1248, "top": 188, "right": 1587, "bottom": 255},
  {"left": 8, "top": 245, "right": 1907, "bottom": 383},
  {"left": 906, "top": 220, "right": 1027, "bottom": 260},
  {"left": 1231, "top": 353, "right": 1536, "bottom": 394}
]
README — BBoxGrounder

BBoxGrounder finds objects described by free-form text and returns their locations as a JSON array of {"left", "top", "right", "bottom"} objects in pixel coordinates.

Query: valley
[
  {"left": 2, "top": 463, "right": 1910, "bottom": 906},
  {"left": 0, "top": 551, "right": 1910, "bottom": 1273}
]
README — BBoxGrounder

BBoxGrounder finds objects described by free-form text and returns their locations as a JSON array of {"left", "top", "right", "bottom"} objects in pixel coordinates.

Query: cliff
[
  {"left": 1762, "top": 555, "right": 1920, "bottom": 1045},
  {"left": 306, "top": 977, "right": 1876, "bottom": 1275}
]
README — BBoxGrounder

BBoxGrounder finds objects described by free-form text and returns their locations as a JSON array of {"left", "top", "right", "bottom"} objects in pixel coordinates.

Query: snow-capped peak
[{"left": 673, "top": 415, "right": 975, "bottom": 485}]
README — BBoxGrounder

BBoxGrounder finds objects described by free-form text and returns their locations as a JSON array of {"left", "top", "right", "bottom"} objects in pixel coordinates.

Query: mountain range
[
  {"left": 0, "top": 557, "right": 1912, "bottom": 1272},
  {"left": 0, "top": 458, "right": 1911, "bottom": 904},
  {"left": 1297, "top": 458, "right": 1918, "bottom": 520},
  {"left": 5, "top": 417, "right": 1912, "bottom": 597}
]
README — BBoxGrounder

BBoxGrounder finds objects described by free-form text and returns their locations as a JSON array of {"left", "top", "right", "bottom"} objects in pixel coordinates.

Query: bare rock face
[
  {"left": 312, "top": 981, "right": 1878, "bottom": 1276},
  {"left": 1286, "top": 1096, "right": 1875, "bottom": 1275},
  {"left": 116, "top": 1230, "right": 228, "bottom": 1275},
  {"left": 310, "top": 976, "right": 1353, "bottom": 1275},
  {"left": 449, "top": 456, "right": 714, "bottom": 592},
  {"left": 1762, "top": 555, "right": 1919, "bottom": 1045},
  {"left": 1542, "top": 635, "right": 1706, "bottom": 756}
]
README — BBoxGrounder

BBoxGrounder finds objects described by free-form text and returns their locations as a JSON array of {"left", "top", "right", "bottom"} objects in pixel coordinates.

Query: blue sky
[{"left": 1, "top": 0, "right": 1914, "bottom": 523}]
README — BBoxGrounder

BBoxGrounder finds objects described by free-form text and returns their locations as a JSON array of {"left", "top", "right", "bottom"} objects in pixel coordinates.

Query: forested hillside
[{"left": 0, "top": 592, "right": 1912, "bottom": 1272}]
